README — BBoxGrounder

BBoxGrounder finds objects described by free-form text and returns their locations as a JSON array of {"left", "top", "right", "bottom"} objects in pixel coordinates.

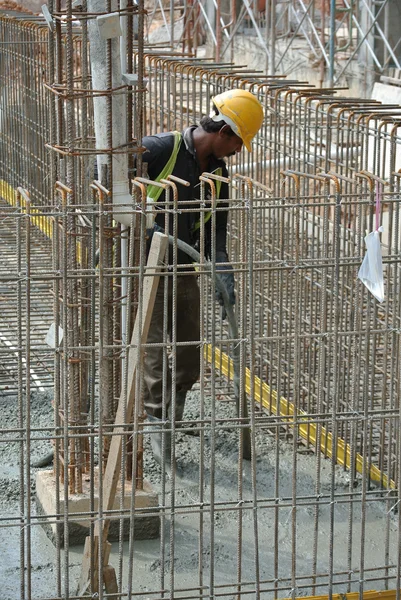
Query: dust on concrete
[
  {"left": 0, "top": 389, "right": 53, "bottom": 494},
  {"left": 0, "top": 388, "right": 399, "bottom": 599}
]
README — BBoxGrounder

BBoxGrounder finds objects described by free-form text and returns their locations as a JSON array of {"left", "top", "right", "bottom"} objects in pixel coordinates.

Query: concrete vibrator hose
[{"left": 163, "top": 229, "right": 252, "bottom": 461}]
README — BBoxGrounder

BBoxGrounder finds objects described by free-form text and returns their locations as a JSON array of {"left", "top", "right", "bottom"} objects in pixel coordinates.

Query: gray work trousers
[{"left": 143, "top": 273, "right": 201, "bottom": 419}]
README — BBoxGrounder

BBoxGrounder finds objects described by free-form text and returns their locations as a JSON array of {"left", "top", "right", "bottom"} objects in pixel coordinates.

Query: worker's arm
[{"left": 141, "top": 134, "right": 175, "bottom": 180}]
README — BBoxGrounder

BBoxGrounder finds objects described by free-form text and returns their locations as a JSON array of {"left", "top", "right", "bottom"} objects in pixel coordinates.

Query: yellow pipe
[
  {"left": 0, "top": 179, "right": 54, "bottom": 237},
  {"left": 206, "top": 346, "right": 396, "bottom": 490},
  {"left": 0, "top": 178, "right": 82, "bottom": 262}
]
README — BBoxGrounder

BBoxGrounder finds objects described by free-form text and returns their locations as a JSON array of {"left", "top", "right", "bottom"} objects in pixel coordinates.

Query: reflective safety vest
[{"left": 146, "top": 131, "right": 222, "bottom": 233}]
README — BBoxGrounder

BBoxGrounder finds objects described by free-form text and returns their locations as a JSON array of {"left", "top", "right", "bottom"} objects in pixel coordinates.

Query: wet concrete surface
[{"left": 0, "top": 389, "right": 399, "bottom": 599}]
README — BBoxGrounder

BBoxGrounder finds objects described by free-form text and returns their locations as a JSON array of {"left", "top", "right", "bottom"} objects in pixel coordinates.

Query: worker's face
[{"left": 214, "top": 126, "right": 243, "bottom": 159}]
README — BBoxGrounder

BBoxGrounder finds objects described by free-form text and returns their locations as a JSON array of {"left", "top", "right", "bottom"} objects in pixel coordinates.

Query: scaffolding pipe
[
  {"left": 170, "top": 0, "right": 174, "bottom": 47},
  {"left": 359, "top": 0, "right": 401, "bottom": 69},
  {"left": 87, "top": 0, "right": 132, "bottom": 226},
  {"left": 269, "top": 0, "right": 276, "bottom": 75},
  {"left": 329, "top": 0, "right": 336, "bottom": 86},
  {"left": 335, "top": 0, "right": 386, "bottom": 82}
]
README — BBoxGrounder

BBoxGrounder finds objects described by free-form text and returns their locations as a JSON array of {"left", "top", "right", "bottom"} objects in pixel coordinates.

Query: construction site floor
[{"left": 0, "top": 387, "right": 399, "bottom": 599}]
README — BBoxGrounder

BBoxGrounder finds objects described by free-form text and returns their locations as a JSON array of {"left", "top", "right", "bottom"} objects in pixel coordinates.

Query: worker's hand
[
  {"left": 146, "top": 222, "right": 165, "bottom": 242},
  {"left": 215, "top": 251, "right": 235, "bottom": 320}
]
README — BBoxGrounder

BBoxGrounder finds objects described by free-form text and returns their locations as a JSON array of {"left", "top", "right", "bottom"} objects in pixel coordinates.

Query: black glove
[
  {"left": 215, "top": 250, "right": 235, "bottom": 320},
  {"left": 146, "top": 222, "right": 165, "bottom": 246}
]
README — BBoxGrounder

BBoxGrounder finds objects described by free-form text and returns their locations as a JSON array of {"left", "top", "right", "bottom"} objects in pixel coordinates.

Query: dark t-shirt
[{"left": 142, "top": 126, "right": 229, "bottom": 264}]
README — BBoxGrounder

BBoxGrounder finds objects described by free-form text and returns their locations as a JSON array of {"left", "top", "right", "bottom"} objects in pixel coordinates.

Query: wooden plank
[
  {"left": 99, "top": 231, "right": 168, "bottom": 539},
  {"left": 78, "top": 536, "right": 113, "bottom": 594},
  {"left": 78, "top": 537, "right": 98, "bottom": 595},
  {"left": 103, "top": 565, "right": 118, "bottom": 594},
  {"left": 78, "top": 232, "right": 168, "bottom": 595},
  {"left": 103, "top": 541, "right": 111, "bottom": 566}
]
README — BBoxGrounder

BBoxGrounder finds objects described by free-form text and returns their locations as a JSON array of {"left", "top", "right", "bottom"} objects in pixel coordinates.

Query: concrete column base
[{"left": 35, "top": 469, "right": 160, "bottom": 547}]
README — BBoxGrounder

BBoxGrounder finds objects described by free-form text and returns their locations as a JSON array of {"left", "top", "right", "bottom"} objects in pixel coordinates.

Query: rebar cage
[{"left": 0, "top": 8, "right": 401, "bottom": 600}]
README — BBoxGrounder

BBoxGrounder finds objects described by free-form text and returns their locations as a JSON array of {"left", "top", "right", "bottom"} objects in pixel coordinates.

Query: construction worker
[{"left": 142, "top": 89, "right": 264, "bottom": 468}]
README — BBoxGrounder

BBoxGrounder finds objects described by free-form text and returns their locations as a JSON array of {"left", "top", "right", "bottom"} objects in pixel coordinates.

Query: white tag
[
  {"left": 45, "top": 323, "right": 64, "bottom": 348},
  {"left": 358, "top": 228, "right": 385, "bottom": 303}
]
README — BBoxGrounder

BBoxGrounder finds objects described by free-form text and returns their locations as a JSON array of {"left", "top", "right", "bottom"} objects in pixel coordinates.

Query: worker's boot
[
  {"left": 169, "top": 391, "right": 187, "bottom": 426},
  {"left": 146, "top": 414, "right": 173, "bottom": 470}
]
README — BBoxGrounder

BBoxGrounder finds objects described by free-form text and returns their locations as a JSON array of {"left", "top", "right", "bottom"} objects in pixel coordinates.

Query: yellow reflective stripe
[
  {"left": 193, "top": 169, "right": 222, "bottom": 232},
  {"left": 146, "top": 131, "right": 182, "bottom": 202},
  {"left": 0, "top": 179, "right": 83, "bottom": 262},
  {"left": 216, "top": 177, "right": 222, "bottom": 197}
]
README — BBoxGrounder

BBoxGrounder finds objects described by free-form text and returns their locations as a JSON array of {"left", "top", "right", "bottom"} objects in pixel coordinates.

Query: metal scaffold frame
[{"left": 145, "top": 0, "right": 401, "bottom": 91}]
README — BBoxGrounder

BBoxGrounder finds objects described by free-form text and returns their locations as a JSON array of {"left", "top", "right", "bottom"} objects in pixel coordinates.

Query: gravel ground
[
  {"left": 0, "top": 389, "right": 53, "bottom": 502},
  {"left": 0, "top": 388, "right": 399, "bottom": 599}
]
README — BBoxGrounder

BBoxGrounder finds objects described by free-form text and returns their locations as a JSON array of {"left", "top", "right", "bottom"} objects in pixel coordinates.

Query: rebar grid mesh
[
  {"left": 1, "top": 177, "right": 401, "bottom": 599},
  {"left": 0, "top": 11, "right": 401, "bottom": 600}
]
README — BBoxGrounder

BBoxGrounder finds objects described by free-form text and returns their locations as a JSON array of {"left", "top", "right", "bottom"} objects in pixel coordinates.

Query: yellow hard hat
[{"left": 211, "top": 89, "right": 264, "bottom": 152}]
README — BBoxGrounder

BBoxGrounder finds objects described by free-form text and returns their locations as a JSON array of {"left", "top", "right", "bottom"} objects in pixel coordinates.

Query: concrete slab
[{"left": 35, "top": 469, "right": 160, "bottom": 546}]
